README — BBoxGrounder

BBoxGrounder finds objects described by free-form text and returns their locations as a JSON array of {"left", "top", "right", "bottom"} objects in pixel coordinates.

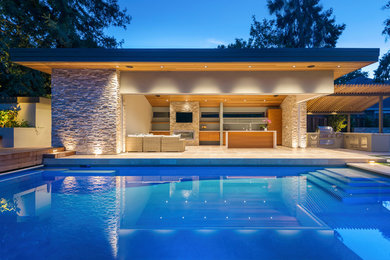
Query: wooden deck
[{"left": 0, "top": 147, "right": 62, "bottom": 173}]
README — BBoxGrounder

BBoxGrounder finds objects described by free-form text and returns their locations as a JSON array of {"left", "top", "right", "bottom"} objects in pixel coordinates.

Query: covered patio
[
  {"left": 307, "top": 82, "right": 390, "bottom": 132},
  {"left": 306, "top": 82, "right": 390, "bottom": 152}
]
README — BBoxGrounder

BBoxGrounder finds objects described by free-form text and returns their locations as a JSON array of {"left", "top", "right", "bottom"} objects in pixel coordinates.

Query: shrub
[
  {"left": 0, "top": 106, "right": 30, "bottom": 128},
  {"left": 328, "top": 115, "right": 347, "bottom": 132}
]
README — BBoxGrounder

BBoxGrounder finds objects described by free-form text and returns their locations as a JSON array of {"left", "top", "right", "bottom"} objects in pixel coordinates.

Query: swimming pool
[{"left": 1, "top": 166, "right": 390, "bottom": 259}]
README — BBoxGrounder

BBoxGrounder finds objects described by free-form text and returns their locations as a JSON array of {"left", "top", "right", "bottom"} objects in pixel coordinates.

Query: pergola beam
[
  {"left": 347, "top": 113, "right": 351, "bottom": 132},
  {"left": 379, "top": 96, "right": 383, "bottom": 133}
]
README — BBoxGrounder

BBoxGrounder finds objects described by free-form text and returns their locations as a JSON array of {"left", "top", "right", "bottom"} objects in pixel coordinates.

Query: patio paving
[{"left": 64, "top": 146, "right": 387, "bottom": 159}]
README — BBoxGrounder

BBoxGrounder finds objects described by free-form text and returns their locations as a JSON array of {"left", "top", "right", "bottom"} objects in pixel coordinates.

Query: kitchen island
[{"left": 226, "top": 131, "right": 277, "bottom": 148}]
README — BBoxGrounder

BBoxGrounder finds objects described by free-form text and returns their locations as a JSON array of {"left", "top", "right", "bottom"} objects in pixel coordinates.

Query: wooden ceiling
[
  {"left": 16, "top": 61, "right": 372, "bottom": 79},
  {"left": 145, "top": 95, "right": 286, "bottom": 107}
]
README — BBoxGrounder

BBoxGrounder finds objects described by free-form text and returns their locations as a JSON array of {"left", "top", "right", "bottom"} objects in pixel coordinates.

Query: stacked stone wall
[
  {"left": 51, "top": 69, "right": 122, "bottom": 154},
  {"left": 281, "top": 96, "right": 307, "bottom": 148}
]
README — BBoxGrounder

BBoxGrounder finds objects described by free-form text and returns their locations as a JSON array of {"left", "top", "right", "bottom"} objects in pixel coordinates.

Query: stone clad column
[
  {"left": 51, "top": 69, "right": 122, "bottom": 154},
  {"left": 280, "top": 96, "right": 307, "bottom": 148},
  {"left": 170, "top": 101, "right": 200, "bottom": 146}
]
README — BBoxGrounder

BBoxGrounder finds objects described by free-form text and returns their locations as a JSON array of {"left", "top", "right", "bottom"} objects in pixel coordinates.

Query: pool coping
[{"left": 43, "top": 157, "right": 386, "bottom": 167}]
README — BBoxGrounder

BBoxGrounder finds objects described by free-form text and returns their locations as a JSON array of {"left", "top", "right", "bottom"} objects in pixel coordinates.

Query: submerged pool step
[
  {"left": 317, "top": 169, "right": 390, "bottom": 187},
  {"left": 305, "top": 174, "right": 390, "bottom": 204},
  {"left": 324, "top": 168, "right": 389, "bottom": 182},
  {"left": 308, "top": 171, "right": 390, "bottom": 194}
]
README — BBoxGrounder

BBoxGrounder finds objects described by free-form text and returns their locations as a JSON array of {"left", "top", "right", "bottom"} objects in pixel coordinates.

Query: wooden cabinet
[
  {"left": 199, "top": 131, "right": 226, "bottom": 145},
  {"left": 267, "top": 109, "right": 282, "bottom": 145},
  {"left": 226, "top": 131, "right": 276, "bottom": 148}
]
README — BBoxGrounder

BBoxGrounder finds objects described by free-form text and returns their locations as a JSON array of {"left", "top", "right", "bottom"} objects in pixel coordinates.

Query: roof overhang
[
  {"left": 10, "top": 48, "right": 379, "bottom": 79},
  {"left": 307, "top": 84, "right": 390, "bottom": 114}
]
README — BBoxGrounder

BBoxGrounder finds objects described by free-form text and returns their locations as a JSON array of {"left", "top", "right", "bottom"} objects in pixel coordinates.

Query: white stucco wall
[
  {"left": 124, "top": 95, "right": 152, "bottom": 135},
  {"left": 120, "top": 71, "right": 334, "bottom": 95}
]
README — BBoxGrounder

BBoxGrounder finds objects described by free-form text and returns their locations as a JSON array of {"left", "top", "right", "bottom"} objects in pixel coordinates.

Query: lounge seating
[
  {"left": 126, "top": 135, "right": 143, "bottom": 152},
  {"left": 143, "top": 135, "right": 162, "bottom": 152},
  {"left": 126, "top": 134, "right": 186, "bottom": 152},
  {"left": 161, "top": 135, "right": 185, "bottom": 152}
]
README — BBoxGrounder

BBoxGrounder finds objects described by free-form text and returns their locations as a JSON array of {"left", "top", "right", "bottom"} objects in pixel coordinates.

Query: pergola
[{"left": 307, "top": 83, "right": 390, "bottom": 133}]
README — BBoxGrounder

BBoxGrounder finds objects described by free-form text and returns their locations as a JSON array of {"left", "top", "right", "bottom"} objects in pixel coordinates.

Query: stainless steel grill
[{"left": 317, "top": 126, "right": 334, "bottom": 138}]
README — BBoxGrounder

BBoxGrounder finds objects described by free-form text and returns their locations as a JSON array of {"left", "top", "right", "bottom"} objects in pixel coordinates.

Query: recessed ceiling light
[
  {"left": 292, "top": 65, "right": 296, "bottom": 68},
  {"left": 244, "top": 99, "right": 247, "bottom": 102},
  {"left": 205, "top": 99, "right": 207, "bottom": 102},
  {"left": 248, "top": 65, "right": 252, "bottom": 68},
  {"left": 160, "top": 65, "right": 164, "bottom": 68},
  {"left": 126, "top": 65, "right": 133, "bottom": 68},
  {"left": 337, "top": 65, "right": 341, "bottom": 68},
  {"left": 264, "top": 100, "right": 266, "bottom": 102},
  {"left": 224, "top": 99, "right": 227, "bottom": 102},
  {"left": 204, "top": 65, "right": 208, "bottom": 68},
  {"left": 116, "top": 65, "right": 119, "bottom": 68},
  {"left": 166, "top": 99, "right": 169, "bottom": 102}
]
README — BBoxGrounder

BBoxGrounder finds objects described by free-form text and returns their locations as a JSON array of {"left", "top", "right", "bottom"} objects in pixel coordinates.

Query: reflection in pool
[{"left": 1, "top": 166, "right": 390, "bottom": 259}]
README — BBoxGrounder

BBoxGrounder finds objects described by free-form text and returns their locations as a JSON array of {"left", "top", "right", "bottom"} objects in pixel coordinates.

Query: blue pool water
[{"left": 1, "top": 166, "right": 390, "bottom": 259}]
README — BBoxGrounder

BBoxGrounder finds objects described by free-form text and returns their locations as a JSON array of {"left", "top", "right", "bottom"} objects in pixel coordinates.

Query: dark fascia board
[{"left": 10, "top": 48, "right": 380, "bottom": 63}]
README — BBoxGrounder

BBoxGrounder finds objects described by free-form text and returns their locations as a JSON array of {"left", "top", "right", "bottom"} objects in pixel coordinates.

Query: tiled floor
[{"left": 65, "top": 146, "right": 388, "bottom": 160}]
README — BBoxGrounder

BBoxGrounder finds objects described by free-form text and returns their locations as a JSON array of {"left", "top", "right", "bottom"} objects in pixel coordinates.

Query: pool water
[{"left": 1, "top": 166, "right": 390, "bottom": 259}]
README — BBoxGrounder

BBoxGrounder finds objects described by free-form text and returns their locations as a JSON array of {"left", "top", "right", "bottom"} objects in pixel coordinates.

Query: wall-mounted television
[{"left": 176, "top": 112, "right": 193, "bottom": 123}]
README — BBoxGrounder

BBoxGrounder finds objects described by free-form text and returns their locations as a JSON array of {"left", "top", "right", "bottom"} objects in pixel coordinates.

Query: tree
[
  {"left": 220, "top": 0, "right": 345, "bottom": 49},
  {"left": 334, "top": 69, "right": 369, "bottom": 84},
  {"left": 375, "top": 1, "right": 390, "bottom": 82},
  {"left": 219, "top": 17, "right": 279, "bottom": 49},
  {"left": 0, "top": 0, "right": 131, "bottom": 97},
  {"left": 328, "top": 115, "right": 347, "bottom": 132}
]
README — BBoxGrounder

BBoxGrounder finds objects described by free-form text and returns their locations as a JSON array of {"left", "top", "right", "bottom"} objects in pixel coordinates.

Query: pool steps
[{"left": 305, "top": 168, "right": 390, "bottom": 203}]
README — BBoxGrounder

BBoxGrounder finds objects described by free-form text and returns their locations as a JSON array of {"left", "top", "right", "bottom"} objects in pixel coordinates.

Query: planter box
[{"left": 0, "top": 127, "right": 51, "bottom": 148}]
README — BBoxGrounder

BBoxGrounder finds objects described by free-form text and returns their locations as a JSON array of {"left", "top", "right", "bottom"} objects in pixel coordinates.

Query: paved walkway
[
  {"left": 64, "top": 146, "right": 387, "bottom": 160},
  {"left": 43, "top": 146, "right": 389, "bottom": 167}
]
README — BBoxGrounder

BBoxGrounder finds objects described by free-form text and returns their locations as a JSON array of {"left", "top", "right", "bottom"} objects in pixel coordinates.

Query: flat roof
[
  {"left": 10, "top": 48, "right": 380, "bottom": 79},
  {"left": 11, "top": 48, "right": 379, "bottom": 63}
]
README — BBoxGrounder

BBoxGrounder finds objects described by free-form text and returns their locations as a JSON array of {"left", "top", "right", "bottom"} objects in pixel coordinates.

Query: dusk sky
[{"left": 107, "top": 0, "right": 390, "bottom": 76}]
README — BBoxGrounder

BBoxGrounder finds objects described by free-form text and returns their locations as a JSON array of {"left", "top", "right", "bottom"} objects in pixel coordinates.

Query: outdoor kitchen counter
[{"left": 226, "top": 131, "right": 277, "bottom": 148}]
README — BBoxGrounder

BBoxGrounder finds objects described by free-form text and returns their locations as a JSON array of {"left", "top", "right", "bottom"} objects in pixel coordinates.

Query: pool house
[{"left": 10, "top": 48, "right": 380, "bottom": 155}]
